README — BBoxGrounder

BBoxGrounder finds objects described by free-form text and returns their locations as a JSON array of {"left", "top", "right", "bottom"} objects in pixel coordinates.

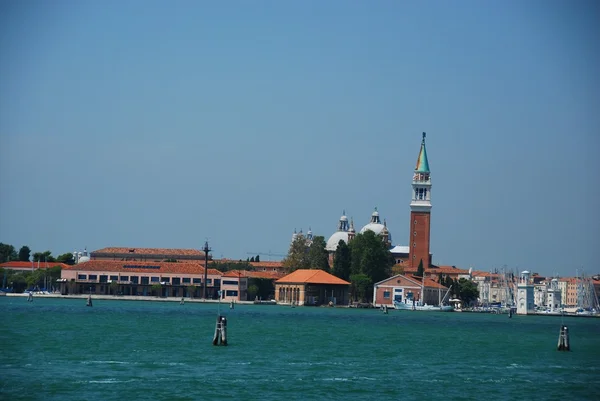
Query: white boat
[
  {"left": 393, "top": 281, "right": 453, "bottom": 312},
  {"left": 393, "top": 299, "right": 453, "bottom": 311}
]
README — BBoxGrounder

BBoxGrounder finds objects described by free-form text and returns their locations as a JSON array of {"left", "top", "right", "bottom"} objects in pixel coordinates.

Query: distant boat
[
  {"left": 393, "top": 299, "right": 453, "bottom": 311},
  {"left": 393, "top": 280, "right": 453, "bottom": 312}
]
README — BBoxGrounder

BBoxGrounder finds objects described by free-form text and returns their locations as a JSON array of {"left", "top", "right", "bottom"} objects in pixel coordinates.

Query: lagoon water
[{"left": 1, "top": 297, "right": 599, "bottom": 401}]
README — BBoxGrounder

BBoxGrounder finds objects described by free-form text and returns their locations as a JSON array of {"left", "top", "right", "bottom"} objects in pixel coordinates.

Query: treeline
[
  {"left": 0, "top": 243, "right": 75, "bottom": 265},
  {"left": 0, "top": 242, "right": 73, "bottom": 293},
  {"left": 283, "top": 231, "right": 395, "bottom": 303}
]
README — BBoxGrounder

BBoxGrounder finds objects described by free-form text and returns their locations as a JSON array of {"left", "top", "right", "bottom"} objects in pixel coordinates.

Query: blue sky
[{"left": 1, "top": 1, "right": 598, "bottom": 278}]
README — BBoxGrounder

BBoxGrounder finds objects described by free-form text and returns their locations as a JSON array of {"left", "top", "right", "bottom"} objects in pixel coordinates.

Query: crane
[{"left": 246, "top": 251, "right": 286, "bottom": 261}]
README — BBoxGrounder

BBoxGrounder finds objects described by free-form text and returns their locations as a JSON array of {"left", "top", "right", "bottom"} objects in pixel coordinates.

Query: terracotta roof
[
  {"left": 62, "top": 260, "right": 221, "bottom": 275},
  {"left": 421, "top": 276, "right": 448, "bottom": 289},
  {"left": 250, "top": 261, "right": 283, "bottom": 268},
  {"left": 222, "top": 270, "right": 283, "bottom": 279},
  {"left": 92, "top": 247, "right": 205, "bottom": 256},
  {"left": 276, "top": 269, "right": 350, "bottom": 285},
  {"left": 428, "top": 265, "right": 470, "bottom": 274},
  {"left": 214, "top": 259, "right": 283, "bottom": 268},
  {"left": 0, "top": 261, "right": 70, "bottom": 269}
]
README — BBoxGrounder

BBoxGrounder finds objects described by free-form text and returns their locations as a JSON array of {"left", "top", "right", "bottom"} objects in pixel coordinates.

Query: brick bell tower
[{"left": 409, "top": 132, "right": 432, "bottom": 270}]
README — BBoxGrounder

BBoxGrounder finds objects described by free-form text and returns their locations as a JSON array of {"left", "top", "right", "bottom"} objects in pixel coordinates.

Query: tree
[
  {"left": 332, "top": 240, "right": 351, "bottom": 281},
  {"left": 416, "top": 259, "right": 424, "bottom": 277},
  {"left": 110, "top": 281, "right": 119, "bottom": 295},
  {"left": 255, "top": 255, "right": 260, "bottom": 262},
  {"left": 350, "top": 273, "right": 372, "bottom": 302},
  {"left": 349, "top": 231, "right": 394, "bottom": 284},
  {"left": 457, "top": 278, "right": 479, "bottom": 306},
  {"left": 56, "top": 253, "right": 75, "bottom": 265},
  {"left": 186, "top": 285, "right": 196, "bottom": 298},
  {"left": 308, "top": 236, "right": 329, "bottom": 271},
  {"left": 391, "top": 264, "right": 405, "bottom": 276},
  {"left": 0, "top": 243, "right": 17, "bottom": 263},
  {"left": 151, "top": 283, "right": 162, "bottom": 296},
  {"left": 282, "top": 235, "right": 310, "bottom": 273},
  {"left": 33, "top": 251, "right": 55, "bottom": 263},
  {"left": 18, "top": 246, "right": 31, "bottom": 262},
  {"left": 247, "top": 284, "right": 259, "bottom": 301},
  {"left": 250, "top": 256, "right": 255, "bottom": 262}
]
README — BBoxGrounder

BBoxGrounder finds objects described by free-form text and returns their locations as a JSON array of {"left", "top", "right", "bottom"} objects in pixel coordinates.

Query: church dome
[
  {"left": 360, "top": 208, "right": 387, "bottom": 236},
  {"left": 326, "top": 211, "right": 350, "bottom": 252},
  {"left": 326, "top": 231, "right": 350, "bottom": 252}
]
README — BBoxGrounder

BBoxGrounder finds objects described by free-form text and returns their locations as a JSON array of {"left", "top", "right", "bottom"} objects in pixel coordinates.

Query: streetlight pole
[{"left": 203, "top": 241, "right": 211, "bottom": 299}]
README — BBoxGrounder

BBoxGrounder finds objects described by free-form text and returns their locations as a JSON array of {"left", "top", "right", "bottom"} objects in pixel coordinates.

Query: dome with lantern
[{"left": 326, "top": 211, "right": 354, "bottom": 252}]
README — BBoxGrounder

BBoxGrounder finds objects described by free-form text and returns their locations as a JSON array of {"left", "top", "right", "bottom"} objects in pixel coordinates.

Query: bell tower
[{"left": 409, "top": 132, "right": 432, "bottom": 270}]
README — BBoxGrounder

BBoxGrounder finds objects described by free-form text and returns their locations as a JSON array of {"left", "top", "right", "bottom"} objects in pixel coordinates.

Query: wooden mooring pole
[
  {"left": 557, "top": 325, "right": 570, "bottom": 351},
  {"left": 212, "top": 315, "right": 228, "bottom": 346}
]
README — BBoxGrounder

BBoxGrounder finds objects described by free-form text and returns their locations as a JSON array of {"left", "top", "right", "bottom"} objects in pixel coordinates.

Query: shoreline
[
  {"left": 4, "top": 293, "right": 599, "bottom": 316},
  {"left": 4, "top": 292, "right": 256, "bottom": 304}
]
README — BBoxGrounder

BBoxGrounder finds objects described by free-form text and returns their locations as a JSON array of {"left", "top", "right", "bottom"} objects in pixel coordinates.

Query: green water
[{"left": 1, "top": 297, "right": 599, "bottom": 401}]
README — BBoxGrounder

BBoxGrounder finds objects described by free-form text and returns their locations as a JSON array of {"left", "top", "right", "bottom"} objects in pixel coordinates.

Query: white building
[{"left": 516, "top": 270, "right": 535, "bottom": 315}]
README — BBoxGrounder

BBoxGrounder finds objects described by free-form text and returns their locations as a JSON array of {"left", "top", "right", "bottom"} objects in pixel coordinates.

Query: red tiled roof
[
  {"left": 0, "top": 261, "right": 70, "bottom": 269},
  {"left": 421, "top": 276, "right": 448, "bottom": 289},
  {"left": 222, "top": 270, "right": 284, "bottom": 279},
  {"left": 428, "top": 265, "right": 470, "bottom": 274},
  {"left": 214, "top": 259, "right": 284, "bottom": 268},
  {"left": 250, "top": 261, "right": 283, "bottom": 268},
  {"left": 276, "top": 269, "right": 350, "bottom": 285},
  {"left": 92, "top": 247, "right": 205, "bottom": 256},
  {"left": 62, "top": 260, "right": 221, "bottom": 275}
]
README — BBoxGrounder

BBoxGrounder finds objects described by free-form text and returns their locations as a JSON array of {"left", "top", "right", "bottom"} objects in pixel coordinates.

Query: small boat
[
  {"left": 393, "top": 280, "right": 453, "bottom": 311},
  {"left": 393, "top": 299, "right": 453, "bottom": 311}
]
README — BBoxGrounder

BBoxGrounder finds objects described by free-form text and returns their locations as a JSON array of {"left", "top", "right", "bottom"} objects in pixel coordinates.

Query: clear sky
[{"left": 1, "top": 0, "right": 598, "bottom": 278}]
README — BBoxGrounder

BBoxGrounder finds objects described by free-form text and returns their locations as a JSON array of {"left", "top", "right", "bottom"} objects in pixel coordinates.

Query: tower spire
[
  {"left": 409, "top": 133, "right": 432, "bottom": 271},
  {"left": 415, "top": 132, "right": 430, "bottom": 173}
]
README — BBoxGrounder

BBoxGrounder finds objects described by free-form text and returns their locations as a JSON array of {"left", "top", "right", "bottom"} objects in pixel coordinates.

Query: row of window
[{"left": 75, "top": 274, "right": 216, "bottom": 285}]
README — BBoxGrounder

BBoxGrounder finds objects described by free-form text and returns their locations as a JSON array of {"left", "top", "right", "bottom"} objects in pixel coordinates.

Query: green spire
[{"left": 415, "top": 132, "right": 430, "bottom": 173}]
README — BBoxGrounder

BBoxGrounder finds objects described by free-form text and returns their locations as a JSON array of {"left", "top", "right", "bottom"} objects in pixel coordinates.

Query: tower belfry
[{"left": 409, "top": 132, "right": 432, "bottom": 270}]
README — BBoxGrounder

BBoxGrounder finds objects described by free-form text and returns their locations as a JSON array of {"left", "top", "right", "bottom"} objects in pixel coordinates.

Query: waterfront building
[
  {"left": 220, "top": 270, "right": 283, "bottom": 302},
  {"left": 59, "top": 260, "right": 222, "bottom": 298},
  {"left": 372, "top": 274, "right": 448, "bottom": 308},
  {"left": 516, "top": 270, "right": 535, "bottom": 314},
  {"left": 89, "top": 247, "right": 208, "bottom": 262},
  {"left": 546, "top": 278, "right": 562, "bottom": 312},
  {"left": 0, "top": 261, "right": 69, "bottom": 272},
  {"left": 274, "top": 269, "right": 350, "bottom": 306}
]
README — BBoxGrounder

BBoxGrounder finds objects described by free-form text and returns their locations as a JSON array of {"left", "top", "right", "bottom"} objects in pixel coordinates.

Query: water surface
[{"left": 1, "top": 297, "right": 598, "bottom": 400}]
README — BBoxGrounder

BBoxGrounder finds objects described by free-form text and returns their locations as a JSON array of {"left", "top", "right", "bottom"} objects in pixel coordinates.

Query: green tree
[
  {"left": 186, "top": 285, "right": 196, "bottom": 298},
  {"left": 56, "top": 253, "right": 75, "bottom": 265},
  {"left": 255, "top": 255, "right": 260, "bottom": 262},
  {"left": 0, "top": 243, "right": 17, "bottom": 263},
  {"left": 33, "top": 251, "right": 55, "bottom": 263},
  {"left": 247, "top": 277, "right": 275, "bottom": 300},
  {"left": 457, "top": 278, "right": 479, "bottom": 305},
  {"left": 151, "top": 283, "right": 162, "bottom": 296},
  {"left": 350, "top": 273, "right": 372, "bottom": 302},
  {"left": 416, "top": 259, "right": 424, "bottom": 277},
  {"left": 247, "top": 284, "right": 259, "bottom": 301},
  {"left": 308, "top": 236, "right": 329, "bottom": 271},
  {"left": 250, "top": 256, "right": 255, "bottom": 262},
  {"left": 349, "top": 231, "right": 393, "bottom": 284},
  {"left": 332, "top": 240, "right": 351, "bottom": 281},
  {"left": 18, "top": 246, "right": 31, "bottom": 262},
  {"left": 282, "top": 235, "right": 310, "bottom": 273}
]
